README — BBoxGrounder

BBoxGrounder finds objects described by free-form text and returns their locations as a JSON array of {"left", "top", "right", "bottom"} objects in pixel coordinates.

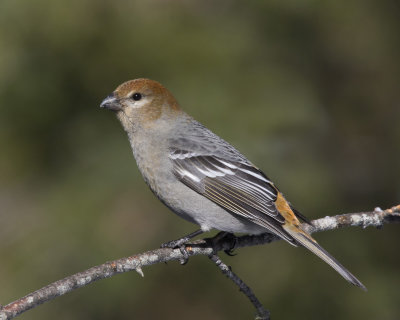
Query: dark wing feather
[{"left": 170, "top": 151, "right": 294, "bottom": 242}]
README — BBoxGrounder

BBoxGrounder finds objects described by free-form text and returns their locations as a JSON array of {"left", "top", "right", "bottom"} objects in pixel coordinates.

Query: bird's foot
[
  {"left": 206, "top": 232, "right": 238, "bottom": 256},
  {"left": 161, "top": 238, "right": 189, "bottom": 249},
  {"left": 160, "top": 230, "right": 204, "bottom": 265},
  {"left": 161, "top": 240, "right": 190, "bottom": 265}
]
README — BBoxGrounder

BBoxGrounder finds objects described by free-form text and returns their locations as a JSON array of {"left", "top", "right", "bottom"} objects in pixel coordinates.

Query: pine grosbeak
[{"left": 100, "top": 78, "right": 366, "bottom": 290}]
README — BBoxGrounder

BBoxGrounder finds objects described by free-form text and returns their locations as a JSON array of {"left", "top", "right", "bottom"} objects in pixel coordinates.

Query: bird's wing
[{"left": 169, "top": 148, "right": 295, "bottom": 243}]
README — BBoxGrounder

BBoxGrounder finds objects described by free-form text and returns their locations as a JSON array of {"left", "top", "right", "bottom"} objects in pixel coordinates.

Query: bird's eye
[{"left": 132, "top": 93, "right": 142, "bottom": 101}]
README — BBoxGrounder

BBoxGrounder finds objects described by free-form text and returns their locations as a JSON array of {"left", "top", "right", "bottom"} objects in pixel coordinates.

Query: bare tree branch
[
  {"left": 0, "top": 205, "right": 399, "bottom": 320},
  {"left": 209, "top": 254, "right": 270, "bottom": 320}
]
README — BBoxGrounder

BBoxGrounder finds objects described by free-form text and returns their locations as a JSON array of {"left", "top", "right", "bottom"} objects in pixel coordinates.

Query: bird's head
[{"left": 100, "top": 78, "right": 181, "bottom": 131}]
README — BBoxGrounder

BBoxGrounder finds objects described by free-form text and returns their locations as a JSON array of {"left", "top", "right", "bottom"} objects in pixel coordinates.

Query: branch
[
  {"left": 209, "top": 254, "right": 270, "bottom": 320},
  {"left": 0, "top": 205, "right": 399, "bottom": 320}
]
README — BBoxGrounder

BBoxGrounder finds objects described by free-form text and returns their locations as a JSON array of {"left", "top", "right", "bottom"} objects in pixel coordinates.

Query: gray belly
[
  {"left": 132, "top": 142, "right": 266, "bottom": 235},
  {"left": 153, "top": 173, "right": 266, "bottom": 234}
]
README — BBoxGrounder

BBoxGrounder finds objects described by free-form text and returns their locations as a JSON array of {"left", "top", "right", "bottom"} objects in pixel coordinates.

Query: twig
[
  {"left": 209, "top": 254, "right": 270, "bottom": 320},
  {"left": 0, "top": 205, "right": 399, "bottom": 320}
]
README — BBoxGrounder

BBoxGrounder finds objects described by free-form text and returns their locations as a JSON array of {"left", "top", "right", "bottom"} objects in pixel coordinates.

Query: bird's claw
[
  {"left": 224, "top": 248, "right": 237, "bottom": 256},
  {"left": 178, "top": 246, "right": 190, "bottom": 265},
  {"left": 161, "top": 236, "right": 191, "bottom": 249},
  {"left": 161, "top": 239, "right": 191, "bottom": 265},
  {"left": 222, "top": 233, "right": 238, "bottom": 256},
  {"left": 161, "top": 239, "right": 180, "bottom": 249},
  {"left": 206, "top": 232, "right": 238, "bottom": 256}
]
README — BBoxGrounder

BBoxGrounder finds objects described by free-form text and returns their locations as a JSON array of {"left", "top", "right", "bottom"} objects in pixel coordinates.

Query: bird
[{"left": 100, "top": 78, "right": 366, "bottom": 290}]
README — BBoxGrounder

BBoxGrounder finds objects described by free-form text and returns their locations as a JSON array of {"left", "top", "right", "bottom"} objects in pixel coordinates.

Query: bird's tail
[{"left": 283, "top": 225, "right": 367, "bottom": 291}]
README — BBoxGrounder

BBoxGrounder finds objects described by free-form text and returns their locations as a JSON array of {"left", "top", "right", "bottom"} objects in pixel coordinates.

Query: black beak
[{"left": 100, "top": 94, "right": 122, "bottom": 112}]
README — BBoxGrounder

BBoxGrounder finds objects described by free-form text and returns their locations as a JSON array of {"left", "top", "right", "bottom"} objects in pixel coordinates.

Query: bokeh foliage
[{"left": 0, "top": 1, "right": 399, "bottom": 319}]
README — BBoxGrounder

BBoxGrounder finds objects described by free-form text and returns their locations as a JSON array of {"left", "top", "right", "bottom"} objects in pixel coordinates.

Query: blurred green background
[{"left": 0, "top": 0, "right": 399, "bottom": 319}]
